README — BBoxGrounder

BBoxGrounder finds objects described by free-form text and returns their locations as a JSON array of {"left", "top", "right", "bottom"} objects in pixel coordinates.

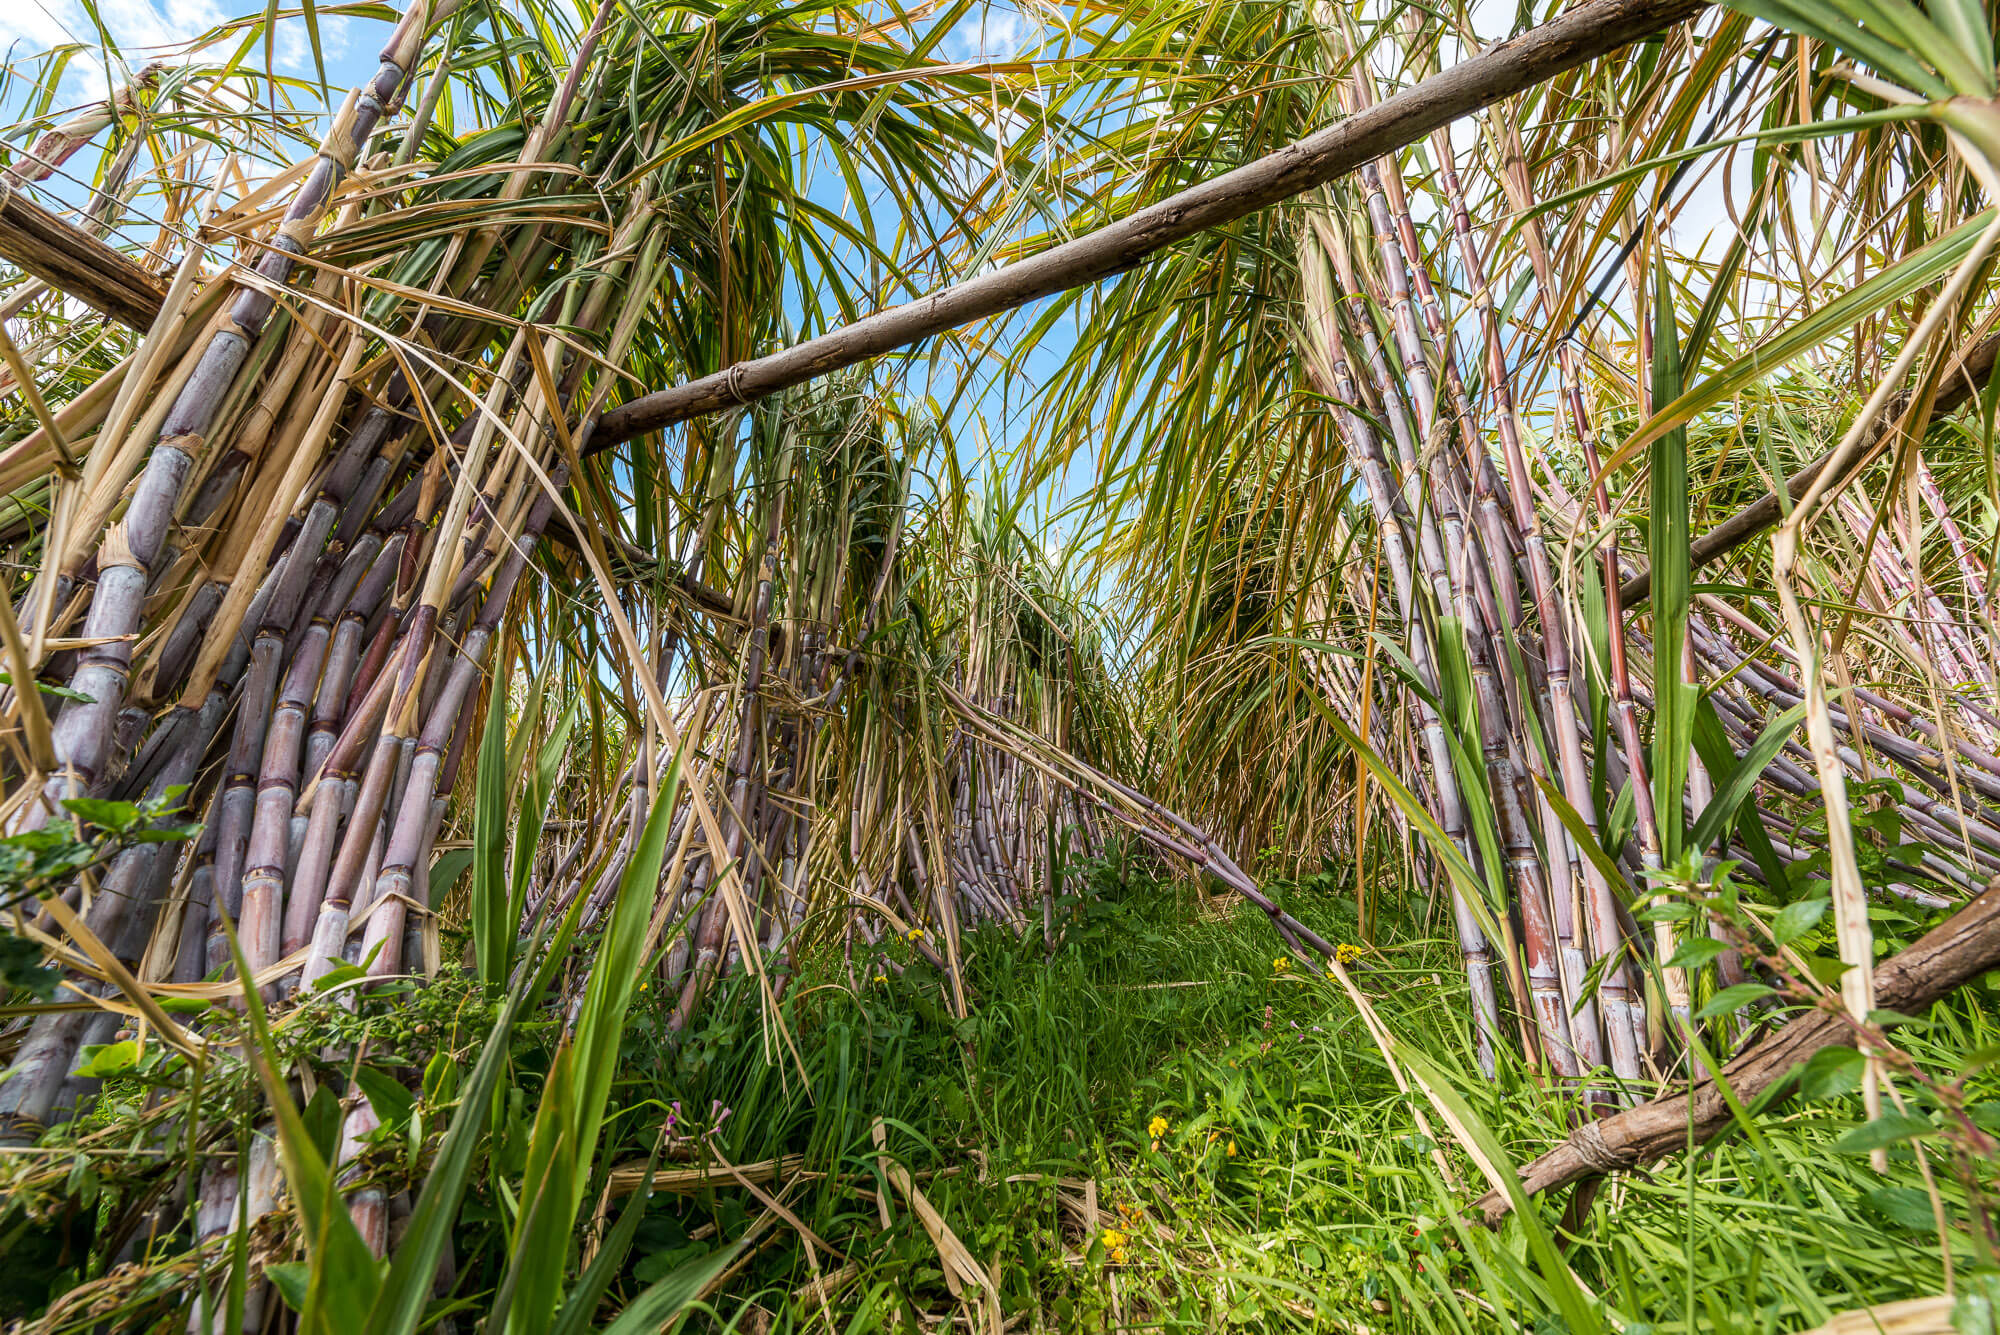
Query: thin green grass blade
[{"left": 1396, "top": 1046, "right": 1604, "bottom": 1333}]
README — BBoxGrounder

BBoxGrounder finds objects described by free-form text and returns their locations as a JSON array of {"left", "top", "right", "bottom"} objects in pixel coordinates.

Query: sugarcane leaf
[
  {"left": 429, "top": 848, "right": 473, "bottom": 901},
  {"left": 499, "top": 1047, "right": 580, "bottom": 1335},
  {"left": 1691, "top": 700, "right": 1793, "bottom": 894},
  {"left": 545, "top": 1131, "right": 672, "bottom": 1335},
  {"left": 364, "top": 909, "right": 566, "bottom": 1335},
  {"left": 472, "top": 651, "right": 514, "bottom": 991},
  {"left": 507, "top": 691, "right": 577, "bottom": 964},
  {"left": 568, "top": 764, "right": 683, "bottom": 1173},
  {"left": 1533, "top": 774, "right": 1634, "bottom": 904},
  {"left": 501, "top": 763, "right": 686, "bottom": 1335},
  {"left": 1649, "top": 257, "right": 1694, "bottom": 864},
  {"left": 1507, "top": 105, "right": 1927, "bottom": 231},
  {"left": 1302, "top": 692, "right": 1508, "bottom": 953},
  {"left": 1393, "top": 1046, "right": 1604, "bottom": 1333},
  {"left": 215, "top": 906, "right": 381, "bottom": 1333},
  {"left": 1689, "top": 702, "right": 1806, "bottom": 852},
  {"left": 298, "top": 0, "right": 326, "bottom": 96},
  {"left": 1607, "top": 210, "right": 1996, "bottom": 472}
]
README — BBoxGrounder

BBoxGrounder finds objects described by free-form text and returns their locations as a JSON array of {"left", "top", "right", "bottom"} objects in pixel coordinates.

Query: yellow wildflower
[
  {"left": 906, "top": 928, "right": 924, "bottom": 941},
  {"left": 1226, "top": 1140, "right": 1237, "bottom": 1157},
  {"left": 1336, "top": 942, "right": 1364, "bottom": 964},
  {"left": 1109, "top": 1246, "right": 1128, "bottom": 1264},
  {"left": 1272, "top": 956, "right": 1290, "bottom": 973},
  {"left": 873, "top": 974, "right": 888, "bottom": 984},
  {"left": 1101, "top": 1228, "right": 1127, "bottom": 1250},
  {"left": 1147, "top": 1115, "right": 1169, "bottom": 1139}
]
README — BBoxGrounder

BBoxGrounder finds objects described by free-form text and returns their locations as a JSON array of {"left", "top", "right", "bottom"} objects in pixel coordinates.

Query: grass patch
[{"left": 563, "top": 865, "right": 1999, "bottom": 1333}]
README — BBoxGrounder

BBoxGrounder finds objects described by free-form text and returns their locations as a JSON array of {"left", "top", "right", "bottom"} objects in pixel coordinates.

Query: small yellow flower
[
  {"left": 1226, "top": 1140, "right": 1237, "bottom": 1157},
  {"left": 1101, "top": 1228, "right": 1127, "bottom": 1250},
  {"left": 1147, "top": 1115, "right": 1169, "bottom": 1139},
  {"left": 1272, "top": 956, "right": 1291, "bottom": 973},
  {"left": 906, "top": 928, "right": 924, "bottom": 942},
  {"left": 1109, "top": 1246, "right": 1128, "bottom": 1264},
  {"left": 1336, "top": 942, "right": 1364, "bottom": 965},
  {"left": 873, "top": 974, "right": 888, "bottom": 984}
]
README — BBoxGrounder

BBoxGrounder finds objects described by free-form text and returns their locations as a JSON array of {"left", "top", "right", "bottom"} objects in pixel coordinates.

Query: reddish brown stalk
[{"left": 1426, "top": 135, "right": 1642, "bottom": 1082}]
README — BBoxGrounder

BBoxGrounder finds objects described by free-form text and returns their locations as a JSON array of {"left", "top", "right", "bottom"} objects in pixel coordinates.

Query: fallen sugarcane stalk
[
  {"left": 587, "top": 0, "right": 1708, "bottom": 446},
  {"left": 0, "top": 182, "right": 168, "bottom": 329},
  {"left": 1471, "top": 878, "right": 2000, "bottom": 1225}
]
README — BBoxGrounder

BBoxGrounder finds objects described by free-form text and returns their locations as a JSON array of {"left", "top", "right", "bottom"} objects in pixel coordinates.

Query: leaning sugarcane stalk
[
  {"left": 1419, "top": 115, "right": 1646, "bottom": 1083},
  {"left": 19, "top": 0, "right": 461, "bottom": 835}
]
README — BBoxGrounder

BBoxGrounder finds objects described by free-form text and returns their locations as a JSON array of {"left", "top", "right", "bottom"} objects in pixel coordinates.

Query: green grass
[
  {"left": 13, "top": 856, "right": 1997, "bottom": 1333},
  {"left": 549, "top": 862, "right": 2000, "bottom": 1333}
]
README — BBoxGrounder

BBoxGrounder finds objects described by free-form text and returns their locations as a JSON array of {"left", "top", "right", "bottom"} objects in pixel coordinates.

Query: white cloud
[
  {"left": 946, "top": 2, "right": 1026, "bottom": 62},
  {"left": 0, "top": 0, "right": 352, "bottom": 105}
]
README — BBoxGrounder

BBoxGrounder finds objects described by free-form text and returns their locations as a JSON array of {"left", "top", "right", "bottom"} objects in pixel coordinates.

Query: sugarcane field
[{"left": 11, "top": 0, "right": 2000, "bottom": 1328}]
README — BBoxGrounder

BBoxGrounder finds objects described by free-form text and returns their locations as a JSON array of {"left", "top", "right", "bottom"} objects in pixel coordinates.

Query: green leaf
[
  {"left": 1694, "top": 983, "right": 1776, "bottom": 1021},
  {"left": 74, "top": 1039, "right": 137, "bottom": 1079},
  {"left": 214, "top": 905, "right": 381, "bottom": 1333},
  {"left": 1864, "top": 1185, "right": 1940, "bottom": 1233},
  {"left": 268, "top": 1262, "right": 313, "bottom": 1314},
  {"left": 1832, "top": 1113, "right": 1934, "bottom": 1154},
  {"left": 363, "top": 920, "right": 553, "bottom": 1335},
  {"left": 353, "top": 1066, "right": 415, "bottom": 1133},
  {"left": 1690, "top": 704, "right": 1806, "bottom": 853},
  {"left": 471, "top": 653, "right": 514, "bottom": 991},
  {"left": 1648, "top": 257, "right": 1694, "bottom": 863},
  {"left": 1392, "top": 1047, "right": 1603, "bottom": 1334},
  {"left": 1666, "top": 937, "right": 1730, "bottom": 970},
  {"left": 503, "top": 762, "right": 687, "bottom": 1335},
  {"left": 1951, "top": 1271, "right": 2000, "bottom": 1334},
  {"left": 61, "top": 798, "right": 141, "bottom": 833},
  {"left": 1799, "top": 1046, "right": 1865, "bottom": 1099},
  {"left": 1612, "top": 209, "right": 1997, "bottom": 470},
  {"left": 506, "top": 691, "right": 575, "bottom": 987},
  {"left": 547, "top": 1133, "right": 673, "bottom": 1335},
  {"left": 309, "top": 962, "right": 369, "bottom": 993},
  {"left": 0, "top": 932, "right": 58, "bottom": 1000},
  {"left": 1772, "top": 897, "right": 1831, "bottom": 946}
]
